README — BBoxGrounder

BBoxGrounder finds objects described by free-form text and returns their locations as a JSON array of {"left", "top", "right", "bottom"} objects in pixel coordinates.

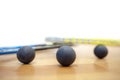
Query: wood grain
[{"left": 0, "top": 45, "right": 120, "bottom": 80}]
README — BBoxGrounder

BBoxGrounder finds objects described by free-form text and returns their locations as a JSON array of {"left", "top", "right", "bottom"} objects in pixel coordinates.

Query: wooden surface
[{"left": 0, "top": 44, "right": 120, "bottom": 80}]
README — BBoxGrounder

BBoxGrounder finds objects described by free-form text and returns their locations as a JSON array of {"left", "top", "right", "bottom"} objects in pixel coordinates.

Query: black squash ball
[
  {"left": 94, "top": 44, "right": 108, "bottom": 59},
  {"left": 17, "top": 46, "right": 35, "bottom": 64},
  {"left": 56, "top": 46, "right": 76, "bottom": 66}
]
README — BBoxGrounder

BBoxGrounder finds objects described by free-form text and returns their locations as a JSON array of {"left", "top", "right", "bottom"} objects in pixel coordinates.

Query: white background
[{"left": 0, "top": 0, "right": 120, "bottom": 47}]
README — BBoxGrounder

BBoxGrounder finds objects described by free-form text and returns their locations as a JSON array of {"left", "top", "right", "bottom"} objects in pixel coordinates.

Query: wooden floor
[{"left": 0, "top": 44, "right": 120, "bottom": 80}]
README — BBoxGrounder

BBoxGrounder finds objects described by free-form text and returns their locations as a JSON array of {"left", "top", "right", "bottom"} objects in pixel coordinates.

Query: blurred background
[{"left": 0, "top": 0, "right": 120, "bottom": 47}]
